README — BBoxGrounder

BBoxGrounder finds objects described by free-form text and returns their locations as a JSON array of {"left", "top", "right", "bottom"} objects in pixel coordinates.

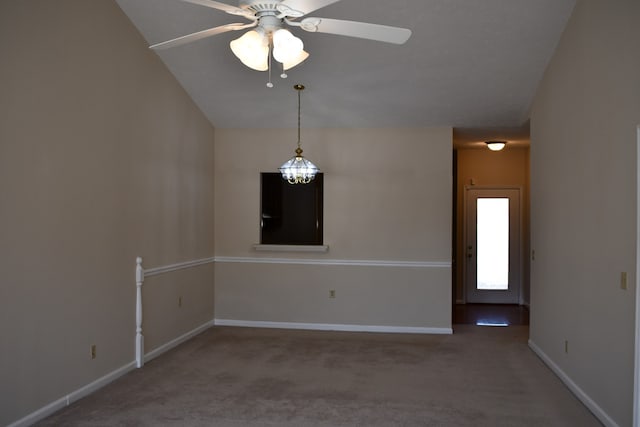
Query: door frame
[
  {"left": 634, "top": 125, "right": 640, "bottom": 427},
  {"left": 462, "top": 185, "right": 524, "bottom": 304}
]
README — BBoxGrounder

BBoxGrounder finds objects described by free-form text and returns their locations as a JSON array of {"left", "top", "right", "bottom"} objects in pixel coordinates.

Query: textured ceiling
[{"left": 116, "top": 0, "right": 575, "bottom": 143}]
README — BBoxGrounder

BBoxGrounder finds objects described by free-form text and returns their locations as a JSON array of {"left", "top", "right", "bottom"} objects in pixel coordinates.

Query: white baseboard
[
  {"left": 8, "top": 320, "right": 214, "bottom": 427},
  {"left": 144, "top": 320, "right": 214, "bottom": 364},
  {"left": 528, "top": 339, "right": 619, "bottom": 427},
  {"left": 7, "top": 361, "right": 136, "bottom": 427},
  {"left": 214, "top": 319, "right": 453, "bottom": 335}
]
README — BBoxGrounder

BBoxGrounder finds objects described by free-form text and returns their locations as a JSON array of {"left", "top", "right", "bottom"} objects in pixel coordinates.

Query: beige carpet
[{"left": 36, "top": 325, "right": 601, "bottom": 426}]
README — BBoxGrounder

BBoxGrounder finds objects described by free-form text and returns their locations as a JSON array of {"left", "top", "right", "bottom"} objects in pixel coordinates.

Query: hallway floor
[{"left": 454, "top": 303, "right": 529, "bottom": 326}]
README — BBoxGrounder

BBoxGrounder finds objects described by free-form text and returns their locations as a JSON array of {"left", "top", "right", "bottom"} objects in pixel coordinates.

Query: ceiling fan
[{"left": 150, "top": 0, "right": 412, "bottom": 86}]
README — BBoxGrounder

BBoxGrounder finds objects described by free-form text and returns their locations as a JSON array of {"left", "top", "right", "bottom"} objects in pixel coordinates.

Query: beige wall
[
  {"left": 454, "top": 147, "right": 530, "bottom": 304},
  {"left": 0, "top": 1, "right": 215, "bottom": 425},
  {"left": 214, "top": 128, "right": 453, "bottom": 329},
  {"left": 529, "top": 0, "right": 640, "bottom": 425}
]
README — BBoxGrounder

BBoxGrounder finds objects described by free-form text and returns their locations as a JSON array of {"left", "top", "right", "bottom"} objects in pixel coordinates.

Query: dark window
[{"left": 260, "top": 173, "right": 323, "bottom": 245}]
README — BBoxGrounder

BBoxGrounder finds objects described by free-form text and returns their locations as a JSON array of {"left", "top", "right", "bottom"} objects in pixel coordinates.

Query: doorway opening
[{"left": 452, "top": 141, "right": 530, "bottom": 323}]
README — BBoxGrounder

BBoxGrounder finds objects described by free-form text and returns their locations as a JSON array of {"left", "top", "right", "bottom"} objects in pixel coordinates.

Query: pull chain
[{"left": 266, "top": 45, "right": 273, "bottom": 88}]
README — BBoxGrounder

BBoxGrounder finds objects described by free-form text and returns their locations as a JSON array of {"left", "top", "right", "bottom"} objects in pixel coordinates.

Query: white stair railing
[{"left": 134, "top": 255, "right": 214, "bottom": 368}]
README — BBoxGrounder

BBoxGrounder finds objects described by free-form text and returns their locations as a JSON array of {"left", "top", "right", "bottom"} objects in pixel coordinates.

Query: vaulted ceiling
[{"left": 116, "top": 0, "right": 575, "bottom": 145}]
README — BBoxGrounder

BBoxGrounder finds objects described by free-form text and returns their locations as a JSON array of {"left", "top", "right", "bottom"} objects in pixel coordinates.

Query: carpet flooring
[{"left": 35, "top": 325, "right": 601, "bottom": 426}]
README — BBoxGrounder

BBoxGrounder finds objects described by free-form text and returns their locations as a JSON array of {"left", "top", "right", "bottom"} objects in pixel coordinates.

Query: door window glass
[{"left": 476, "top": 198, "right": 509, "bottom": 290}]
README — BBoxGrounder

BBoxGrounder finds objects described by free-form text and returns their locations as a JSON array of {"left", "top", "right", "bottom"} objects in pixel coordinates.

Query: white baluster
[{"left": 135, "top": 257, "right": 144, "bottom": 368}]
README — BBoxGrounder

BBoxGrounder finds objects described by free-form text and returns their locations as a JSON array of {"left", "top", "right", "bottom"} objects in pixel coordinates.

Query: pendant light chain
[
  {"left": 294, "top": 84, "right": 304, "bottom": 156},
  {"left": 297, "top": 85, "right": 301, "bottom": 149}
]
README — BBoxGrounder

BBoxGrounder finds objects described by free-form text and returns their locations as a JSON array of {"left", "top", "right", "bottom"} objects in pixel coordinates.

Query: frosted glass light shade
[
  {"left": 273, "top": 29, "right": 304, "bottom": 65},
  {"left": 486, "top": 141, "right": 506, "bottom": 151},
  {"left": 283, "top": 50, "right": 309, "bottom": 70},
  {"left": 230, "top": 30, "right": 269, "bottom": 71}
]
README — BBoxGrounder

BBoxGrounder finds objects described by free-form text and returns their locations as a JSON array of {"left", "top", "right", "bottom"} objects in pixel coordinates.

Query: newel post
[{"left": 135, "top": 257, "right": 144, "bottom": 368}]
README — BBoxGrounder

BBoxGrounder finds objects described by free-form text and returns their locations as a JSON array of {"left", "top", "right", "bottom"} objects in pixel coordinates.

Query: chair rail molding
[{"left": 214, "top": 256, "right": 451, "bottom": 268}]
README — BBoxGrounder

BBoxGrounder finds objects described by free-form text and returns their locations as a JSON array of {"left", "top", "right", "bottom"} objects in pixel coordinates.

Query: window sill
[{"left": 253, "top": 244, "right": 329, "bottom": 253}]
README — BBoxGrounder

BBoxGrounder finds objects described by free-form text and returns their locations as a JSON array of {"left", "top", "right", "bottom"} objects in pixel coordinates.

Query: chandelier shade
[{"left": 279, "top": 148, "right": 319, "bottom": 184}]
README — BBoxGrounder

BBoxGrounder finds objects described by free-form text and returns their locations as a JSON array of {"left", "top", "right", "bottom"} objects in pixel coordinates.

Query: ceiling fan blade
[
  {"left": 178, "top": 0, "right": 256, "bottom": 19},
  {"left": 300, "top": 17, "right": 411, "bottom": 44},
  {"left": 150, "top": 23, "right": 254, "bottom": 50},
  {"left": 278, "top": 0, "right": 341, "bottom": 17}
]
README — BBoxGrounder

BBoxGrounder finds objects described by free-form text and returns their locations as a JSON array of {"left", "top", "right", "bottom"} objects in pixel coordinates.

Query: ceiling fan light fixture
[
  {"left": 230, "top": 29, "right": 269, "bottom": 71},
  {"left": 272, "top": 29, "right": 304, "bottom": 64},
  {"left": 148, "top": 0, "right": 412, "bottom": 87},
  {"left": 485, "top": 141, "right": 507, "bottom": 151}
]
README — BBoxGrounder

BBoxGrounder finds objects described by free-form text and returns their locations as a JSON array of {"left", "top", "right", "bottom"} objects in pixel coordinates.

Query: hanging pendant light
[{"left": 279, "top": 84, "right": 319, "bottom": 184}]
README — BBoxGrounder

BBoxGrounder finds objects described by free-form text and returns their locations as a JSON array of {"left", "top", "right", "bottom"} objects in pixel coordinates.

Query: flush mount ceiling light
[
  {"left": 279, "top": 84, "right": 318, "bottom": 184},
  {"left": 485, "top": 141, "right": 507, "bottom": 151},
  {"left": 149, "top": 0, "right": 411, "bottom": 87}
]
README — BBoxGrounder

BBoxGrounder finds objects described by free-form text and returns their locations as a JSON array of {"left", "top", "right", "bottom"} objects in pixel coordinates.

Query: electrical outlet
[
  {"left": 90, "top": 344, "right": 97, "bottom": 359},
  {"left": 178, "top": 296, "right": 183, "bottom": 307},
  {"left": 564, "top": 340, "right": 568, "bottom": 354},
  {"left": 621, "top": 272, "right": 628, "bottom": 290},
  {"left": 329, "top": 290, "right": 336, "bottom": 298}
]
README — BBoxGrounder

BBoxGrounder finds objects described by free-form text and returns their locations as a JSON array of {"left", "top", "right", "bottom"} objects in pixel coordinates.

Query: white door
[{"left": 465, "top": 188, "right": 521, "bottom": 304}]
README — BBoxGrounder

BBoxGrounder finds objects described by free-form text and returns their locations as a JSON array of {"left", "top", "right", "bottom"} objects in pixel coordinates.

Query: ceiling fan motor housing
[
  {"left": 240, "top": 1, "right": 286, "bottom": 33},
  {"left": 239, "top": 1, "right": 282, "bottom": 14},
  {"left": 240, "top": 0, "right": 305, "bottom": 18},
  {"left": 257, "top": 15, "right": 284, "bottom": 33}
]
